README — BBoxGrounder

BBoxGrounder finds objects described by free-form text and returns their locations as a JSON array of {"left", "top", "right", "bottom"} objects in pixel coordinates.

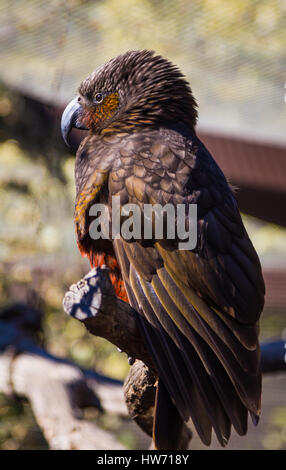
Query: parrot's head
[{"left": 61, "top": 50, "right": 198, "bottom": 146}]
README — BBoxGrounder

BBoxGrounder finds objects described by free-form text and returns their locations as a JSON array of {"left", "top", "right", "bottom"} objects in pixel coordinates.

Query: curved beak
[{"left": 61, "top": 98, "right": 88, "bottom": 147}]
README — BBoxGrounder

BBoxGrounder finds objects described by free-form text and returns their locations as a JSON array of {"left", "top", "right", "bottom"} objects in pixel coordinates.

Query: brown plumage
[{"left": 61, "top": 50, "right": 265, "bottom": 449}]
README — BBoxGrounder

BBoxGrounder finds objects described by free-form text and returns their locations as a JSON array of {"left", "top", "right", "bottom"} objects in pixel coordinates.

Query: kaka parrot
[{"left": 61, "top": 50, "right": 265, "bottom": 449}]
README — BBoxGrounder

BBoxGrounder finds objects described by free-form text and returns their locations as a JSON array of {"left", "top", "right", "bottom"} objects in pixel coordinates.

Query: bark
[
  {"left": 63, "top": 267, "right": 285, "bottom": 449},
  {"left": 63, "top": 267, "right": 192, "bottom": 449},
  {"left": 0, "top": 303, "right": 126, "bottom": 450},
  {"left": 1, "top": 268, "right": 284, "bottom": 450}
]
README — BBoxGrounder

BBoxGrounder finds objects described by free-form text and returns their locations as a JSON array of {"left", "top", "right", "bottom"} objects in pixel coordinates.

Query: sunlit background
[{"left": 0, "top": 0, "right": 285, "bottom": 450}]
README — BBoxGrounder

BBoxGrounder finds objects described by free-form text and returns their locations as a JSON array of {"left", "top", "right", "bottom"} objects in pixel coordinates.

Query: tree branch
[
  {"left": 63, "top": 268, "right": 192, "bottom": 449},
  {"left": 1, "top": 267, "right": 284, "bottom": 450},
  {"left": 63, "top": 267, "right": 286, "bottom": 450},
  {"left": 63, "top": 267, "right": 155, "bottom": 370},
  {"left": 0, "top": 303, "right": 127, "bottom": 450}
]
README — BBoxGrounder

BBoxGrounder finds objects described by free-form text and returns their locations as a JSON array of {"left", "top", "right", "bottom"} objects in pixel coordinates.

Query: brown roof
[
  {"left": 198, "top": 131, "right": 286, "bottom": 193},
  {"left": 198, "top": 131, "right": 286, "bottom": 227},
  {"left": 263, "top": 269, "right": 286, "bottom": 310}
]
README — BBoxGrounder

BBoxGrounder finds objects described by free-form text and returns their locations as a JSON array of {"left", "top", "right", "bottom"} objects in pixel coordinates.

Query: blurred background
[{"left": 0, "top": 0, "right": 285, "bottom": 450}]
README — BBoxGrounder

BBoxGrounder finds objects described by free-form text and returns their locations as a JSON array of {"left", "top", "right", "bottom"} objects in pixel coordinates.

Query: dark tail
[{"left": 153, "top": 378, "right": 189, "bottom": 450}]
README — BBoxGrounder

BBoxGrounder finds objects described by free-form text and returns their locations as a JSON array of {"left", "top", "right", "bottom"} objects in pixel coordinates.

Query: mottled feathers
[{"left": 64, "top": 50, "right": 265, "bottom": 448}]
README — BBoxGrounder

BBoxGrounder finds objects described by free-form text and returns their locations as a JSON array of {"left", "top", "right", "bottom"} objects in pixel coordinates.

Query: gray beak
[{"left": 61, "top": 97, "right": 88, "bottom": 147}]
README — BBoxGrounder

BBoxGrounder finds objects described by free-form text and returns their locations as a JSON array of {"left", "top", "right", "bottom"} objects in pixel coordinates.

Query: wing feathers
[
  {"left": 118, "top": 236, "right": 261, "bottom": 440},
  {"left": 136, "top": 269, "right": 213, "bottom": 444},
  {"left": 150, "top": 268, "right": 260, "bottom": 411},
  {"left": 107, "top": 131, "right": 264, "bottom": 447}
]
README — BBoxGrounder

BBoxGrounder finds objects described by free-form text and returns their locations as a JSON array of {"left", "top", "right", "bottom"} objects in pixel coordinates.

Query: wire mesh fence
[{"left": 0, "top": 0, "right": 285, "bottom": 144}]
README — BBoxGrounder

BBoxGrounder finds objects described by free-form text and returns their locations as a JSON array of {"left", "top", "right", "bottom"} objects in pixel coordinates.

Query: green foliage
[
  {"left": 0, "top": 394, "right": 48, "bottom": 450},
  {"left": 262, "top": 406, "right": 286, "bottom": 450}
]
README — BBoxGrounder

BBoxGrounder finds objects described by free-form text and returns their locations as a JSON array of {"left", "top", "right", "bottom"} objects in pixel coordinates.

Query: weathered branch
[
  {"left": 123, "top": 360, "right": 157, "bottom": 438},
  {"left": 123, "top": 360, "right": 193, "bottom": 450},
  {"left": 63, "top": 268, "right": 163, "bottom": 444},
  {"left": 63, "top": 268, "right": 155, "bottom": 370},
  {"left": 63, "top": 268, "right": 192, "bottom": 449},
  {"left": 1, "top": 265, "right": 284, "bottom": 451},
  {"left": 2, "top": 268, "right": 283, "bottom": 450},
  {"left": 64, "top": 269, "right": 286, "bottom": 376},
  {"left": 0, "top": 303, "right": 126, "bottom": 450},
  {"left": 63, "top": 267, "right": 286, "bottom": 450}
]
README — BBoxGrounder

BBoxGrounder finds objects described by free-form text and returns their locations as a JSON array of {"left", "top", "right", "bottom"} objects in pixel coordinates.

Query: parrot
[{"left": 61, "top": 50, "right": 265, "bottom": 449}]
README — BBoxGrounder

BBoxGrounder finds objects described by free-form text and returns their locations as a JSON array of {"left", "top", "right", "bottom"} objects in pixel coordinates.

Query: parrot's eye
[{"left": 94, "top": 93, "right": 103, "bottom": 103}]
